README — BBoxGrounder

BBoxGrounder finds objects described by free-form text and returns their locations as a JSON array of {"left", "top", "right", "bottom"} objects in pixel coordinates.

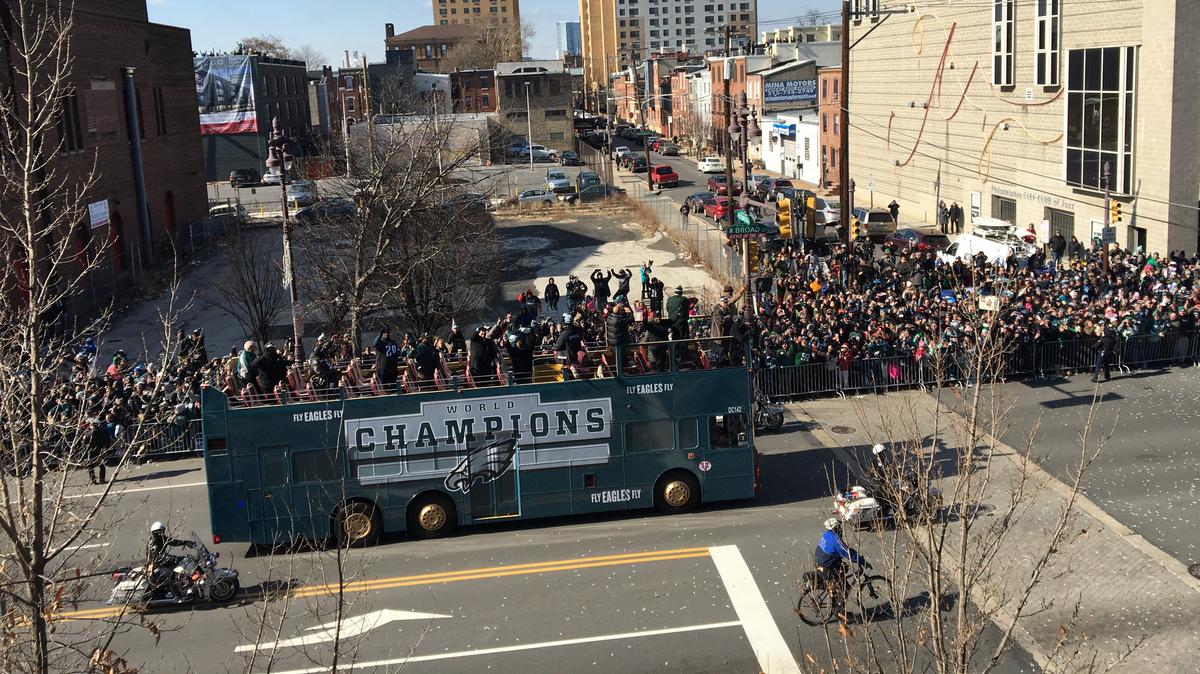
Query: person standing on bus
[
  {"left": 505, "top": 330, "right": 536, "bottom": 384},
  {"left": 373, "top": 329, "right": 400, "bottom": 385},
  {"left": 590, "top": 269, "right": 612, "bottom": 304},
  {"left": 647, "top": 277, "right": 665, "bottom": 316},
  {"left": 469, "top": 319, "right": 506, "bottom": 385},
  {"left": 666, "top": 285, "right": 685, "bottom": 321},
  {"left": 613, "top": 268, "right": 633, "bottom": 302}
]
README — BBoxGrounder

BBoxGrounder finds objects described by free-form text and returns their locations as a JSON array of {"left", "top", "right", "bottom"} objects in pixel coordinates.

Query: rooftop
[{"left": 387, "top": 24, "right": 478, "bottom": 42}]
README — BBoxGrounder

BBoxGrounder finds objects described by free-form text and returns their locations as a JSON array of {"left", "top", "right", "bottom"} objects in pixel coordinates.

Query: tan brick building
[
  {"left": 845, "top": 0, "right": 1199, "bottom": 254},
  {"left": 434, "top": 0, "right": 520, "bottom": 27},
  {"left": 818, "top": 68, "right": 841, "bottom": 191}
]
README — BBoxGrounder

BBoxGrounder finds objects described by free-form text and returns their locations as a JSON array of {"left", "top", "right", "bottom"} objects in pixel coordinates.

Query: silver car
[{"left": 545, "top": 169, "right": 572, "bottom": 194}]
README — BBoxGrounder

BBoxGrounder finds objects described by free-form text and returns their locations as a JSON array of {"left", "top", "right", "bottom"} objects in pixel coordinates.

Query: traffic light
[
  {"left": 1110, "top": 200, "right": 1122, "bottom": 223},
  {"left": 776, "top": 197, "right": 792, "bottom": 238},
  {"left": 805, "top": 196, "right": 817, "bottom": 239},
  {"left": 747, "top": 239, "right": 760, "bottom": 274},
  {"left": 849, "top": 214, "right": 860, "bottom": 241}
]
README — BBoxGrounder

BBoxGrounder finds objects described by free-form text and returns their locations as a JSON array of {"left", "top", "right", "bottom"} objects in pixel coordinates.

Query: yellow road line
[{"left": 51, "top": 546, "right": 712, "bottom": 623}]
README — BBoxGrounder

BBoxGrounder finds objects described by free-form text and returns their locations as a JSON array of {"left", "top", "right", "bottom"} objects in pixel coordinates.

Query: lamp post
[
  {"left": 524, "top": 81, "right": 534, "bottom": 172},
  {"left": 266, "top": 117, "right": 304, "bottom": 363},
  {"left": 430, "top": 81, "right": 444, "bottom": 176},
  {"left": 728, "top": 92, "right": 760, "bottom": 295}
]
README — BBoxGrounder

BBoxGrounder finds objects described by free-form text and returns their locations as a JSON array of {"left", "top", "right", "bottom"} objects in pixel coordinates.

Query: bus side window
[
  {"left": 293, "top": 448, "right": 343, "bottom": 483},
  {"left": 709, "top": 414, "right": 748, "bottom": 448},
  {"left": 678, "top": 417, "right": 698, "bottom": 450},
  {"left": 624, "top": 419, "right": 674, "bottom": 453}
]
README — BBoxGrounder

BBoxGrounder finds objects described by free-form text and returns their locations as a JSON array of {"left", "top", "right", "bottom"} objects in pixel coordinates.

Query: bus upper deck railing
[{"left": 217, "top": 337, "right": 749, "bottom": 409}]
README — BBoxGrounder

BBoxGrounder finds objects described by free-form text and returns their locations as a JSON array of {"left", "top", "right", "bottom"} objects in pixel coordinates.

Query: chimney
[
  {"left": 344, "top": 50, "right": 350, "bottom": 68},
  {"left": 386, "top": 23, "right": 395, "bottom": 39}
]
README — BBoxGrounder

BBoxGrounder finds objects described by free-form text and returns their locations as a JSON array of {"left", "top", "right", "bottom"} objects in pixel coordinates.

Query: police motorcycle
[
  {"left": 109, "top": 532, "right": 240, "bottom": 608},
  {"left": 753, "top": 393, "right": 785, "bottom": 433},
  {"left": 834, "top": 444, "right": 942, "bottom": 528}
]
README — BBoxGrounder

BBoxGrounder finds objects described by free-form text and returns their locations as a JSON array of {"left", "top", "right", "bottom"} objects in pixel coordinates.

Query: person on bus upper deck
[
  {"left": 505, "top": 330, "right": 536, "bottom": 384},
  {"left": 412, "top": 334, "right": 440, "bottom": 382},
  {"left": 373, "top": 328, "right": 400, "bottom": 384},
  {"left": 613, "top": 268, "right": 633, "bottom": 299},
  {"left": 544, "top": 278, "right": 561, "bottom": 312},
  {"left": 590, "top": 268, "right": 612, "bottom": 304},
  {"left": 469, "top": 319, "right": 506, "bottom": 384},
  {"left": 666, "top": 285, "right": 685, "bottom": 321}
]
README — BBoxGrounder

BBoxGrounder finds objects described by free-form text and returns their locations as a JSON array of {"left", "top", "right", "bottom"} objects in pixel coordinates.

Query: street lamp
[
  {"left": 524, "top": 81, "right": 534, "bottom": 172},
  {"left": 430, "top": 81, "right": 444, "bottom": 176},
  {"left": 266, "top": 117, "right": 304, "bottom": 364}
]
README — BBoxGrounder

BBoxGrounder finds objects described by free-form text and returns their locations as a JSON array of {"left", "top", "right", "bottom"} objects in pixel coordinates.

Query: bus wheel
[
  {"left": 408, "top": 494, "right": 457, "bottom": 539},
  {"left": 336, "top": 501, "right": 382, "bottom": 548},
  {"left": 655, "top": 471, "right": 700, "bottom": 515}
]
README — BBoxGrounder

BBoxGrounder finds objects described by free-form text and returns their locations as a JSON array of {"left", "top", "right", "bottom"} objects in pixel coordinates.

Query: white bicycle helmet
[
  {"left": 823, "top": 517, "right": 840, "bottom": 531},
  {"left": 872, "top": 443, "right": 886, "bottom": 456},
  {"left": 149, "top": 521, "right": 165, "bottom": 534}
]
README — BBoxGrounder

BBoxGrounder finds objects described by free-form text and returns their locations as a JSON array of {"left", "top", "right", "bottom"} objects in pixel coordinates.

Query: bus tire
[
  {"left": 335, "top": 500, "right": 382, "bottom": 548},
  {"left": 407, "top": 493, "right": 457, "bottom": 539},
  {"left": 654, "top": 470, "right": 700, "bottom": 515}
]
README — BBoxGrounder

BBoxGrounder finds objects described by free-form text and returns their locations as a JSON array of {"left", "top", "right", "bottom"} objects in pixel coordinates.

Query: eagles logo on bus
[{"left": 444, "top": 436, "right": 519, "bottom": 494}]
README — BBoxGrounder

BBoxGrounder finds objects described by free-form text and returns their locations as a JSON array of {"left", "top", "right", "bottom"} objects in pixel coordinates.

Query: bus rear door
[
  {"left": 463, "top": 438, "right": 521, "bottom": 523},
  {"left": 248, "top": 445, "right": 293, "bottom": 544}
]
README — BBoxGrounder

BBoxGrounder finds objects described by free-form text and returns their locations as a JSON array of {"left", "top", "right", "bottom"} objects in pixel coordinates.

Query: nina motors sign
[{"left": 764, "top": 79, "right": 817, "bottom": 104}]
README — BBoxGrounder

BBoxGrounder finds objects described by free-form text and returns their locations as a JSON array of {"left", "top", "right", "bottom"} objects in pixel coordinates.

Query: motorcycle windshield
[{"left": 185, "top": 532, "right": 211, "bottom": 563}]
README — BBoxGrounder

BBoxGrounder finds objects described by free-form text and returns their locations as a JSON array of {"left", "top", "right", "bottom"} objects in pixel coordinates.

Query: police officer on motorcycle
[{"left": 146, "top": 521, "right": 196, "bottom": 601}]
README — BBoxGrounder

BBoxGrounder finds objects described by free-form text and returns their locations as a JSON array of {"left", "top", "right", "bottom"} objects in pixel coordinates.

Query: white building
[{"left": 758, "top": 111, "right": 820, "bottom": 187}]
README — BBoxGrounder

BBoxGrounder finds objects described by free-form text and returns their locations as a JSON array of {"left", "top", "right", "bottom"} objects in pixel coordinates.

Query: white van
[{"left": 937, "top": 234, "right": 1016, "bottom": 266}]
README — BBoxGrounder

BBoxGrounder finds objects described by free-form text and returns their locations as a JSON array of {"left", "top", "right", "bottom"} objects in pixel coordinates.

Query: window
[
  {"left": 292, "top": 448, "right": 343, "bottom": 483},
  {"left": 833, "top": 115, "right": 839, "bottom": 134},
  {"left": 993, "top": 0, "right": 1015, "bottom": 86},
  {"left": 833, "top": 78, "right": 839, "bottom": 98},
  {"left": 709, "top": 414, "right": 748, "bottom": 448},
  {"left": 678, "top": 418, "right": 698, "bottom": 450},
  {"left": 549, "top": 131, "right": 565, "bottom": 140},
  {"left": 153, "top": 87, "right": 167, "bottom": 135},
  {"left": 441, "top": 44, "right": 449, "bottom": 56},
  {"left": 344, "top": 75, "right": 353, "bottom": 90},
  {"left": 1036, "top": 0, "right": 1061, "bottom": 86},
  {"left": 425, "top": 45, "right": 433, "bottom": 58},
  {"left": 546, "top": 109, "right": 567, "bottom": 118},
  {"left": 830, "top": 147, "right": 837, "bottom": 169},
  {"left": 507, "top": 111, "right": 527, "bottom": 120},
  {"left": 345, "top": 96, "right": 356, "bottom": 113},
  {"left": 822, "top": 78, "right": 827, "bottom": 99},
  {"left": 992, "top": 195, "right": 1016, "bottom": 223},
  {"left": 1065, "top": 46, "right": 1135, "bottom": 193},
  {"left": 481, "top": 93, "right": 490, "bottom": 108},
  {"left": 625, "top": 419, "right": 674, "bottom": 452},
  {"left": 821, "top": 113, "right": 827, "bottom": 132},
  {"left": 58, "top": 93, "right": 83, "bottom": 152}
]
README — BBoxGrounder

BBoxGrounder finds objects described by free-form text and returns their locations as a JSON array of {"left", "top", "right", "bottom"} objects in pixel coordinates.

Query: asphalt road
[
  {"left": 52, "top": 415, "right": 1039, "bottom": 673},
  {"left": 973, "top": 365, "right": 1200, "bottom": 567}
]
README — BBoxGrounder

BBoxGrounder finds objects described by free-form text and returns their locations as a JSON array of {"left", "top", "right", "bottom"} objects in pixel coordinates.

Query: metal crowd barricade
[
  {"left": 1035, "top": 337, "right": 1098, "bottom": 376},
  {"left": 123, "top": 419, "right": 201, "bottom": 460}
]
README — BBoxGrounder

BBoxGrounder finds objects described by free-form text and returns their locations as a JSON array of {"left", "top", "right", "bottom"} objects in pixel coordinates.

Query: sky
[{"left": 148, "top": 0, "right": 840, "bottom": 65}]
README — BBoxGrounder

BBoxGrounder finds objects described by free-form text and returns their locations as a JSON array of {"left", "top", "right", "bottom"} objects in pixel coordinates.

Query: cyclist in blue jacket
[{"left": 815, "top": 518, "right": 869, "bottom": 602}]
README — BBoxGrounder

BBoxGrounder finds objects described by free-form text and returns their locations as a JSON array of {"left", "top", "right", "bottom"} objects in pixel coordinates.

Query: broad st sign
[{"left": 764, "top": 79, "right": 818, "bottom": 104}]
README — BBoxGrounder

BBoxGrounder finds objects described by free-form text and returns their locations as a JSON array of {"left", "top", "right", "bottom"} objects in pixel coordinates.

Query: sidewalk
[{"left": 786, "top": 390, "right": 1200, "bottom": 673}]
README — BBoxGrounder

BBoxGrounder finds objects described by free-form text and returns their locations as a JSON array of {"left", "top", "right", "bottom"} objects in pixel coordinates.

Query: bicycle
[{"left": 797, "top": 563, "right": 890, "bottom": 626}]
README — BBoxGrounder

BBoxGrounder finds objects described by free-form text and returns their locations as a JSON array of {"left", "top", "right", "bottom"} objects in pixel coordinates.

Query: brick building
[
  {"left": 496, "top": 61, "right": 574, "bottom": 153},
  {"left": 451, "top": 69, "right": 497, "bottom": 113},
  {"left": 0, "top": 0, "right": 208, "bottom": 317},
  {"left": 846, "top": 0, "right": 1200, "bottom": 253},
  {"left": 385, "top": 23, "right": 477, "bottom": 74},
  {"left": 434, "top": 0, "right": 520, "bottom": 27},
  {"left": 817, "top": 68, "right": 841, "bottom": 191}
]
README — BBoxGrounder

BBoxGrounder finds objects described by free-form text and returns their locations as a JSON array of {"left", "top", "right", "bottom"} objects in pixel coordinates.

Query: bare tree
[
  {"left": 207, "top": 228, "right": 287, "bottom": 347},
  {"left": 803, "top": 8, "right": 824, "bottom": 27},
  {"left": 297, "top": 110, "right": 503, "bottom": 350},
  {"left": 443, "top": 21, "right": 535, "bottom": 70},
  {"left": 0, "top": 6, "right": 192, "bottom": 670},
  {"left": 292, "top": 44, "right": 327, "bottom": 70},
  {"left": 799, "top": 295, "right": 1141, "bottom": 674},
  {"left": 236, "top": 34, "right": 293, "bottom": 59}
]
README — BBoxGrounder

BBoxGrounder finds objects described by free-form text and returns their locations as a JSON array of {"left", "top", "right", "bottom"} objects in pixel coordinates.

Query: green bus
[{"left": 201, "top": 340, "right": 759, "bottom": 546}]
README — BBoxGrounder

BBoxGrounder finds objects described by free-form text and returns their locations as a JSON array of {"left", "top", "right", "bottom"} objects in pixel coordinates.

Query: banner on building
[
  {"left": 763, "top": 79, "right": 817, "bottom": 104},
  {"left": 88, "top": 200, "right": 110, "bottom": 230},
  {"left": 195, "top": 56, "right": 258, "bottom": 135}
]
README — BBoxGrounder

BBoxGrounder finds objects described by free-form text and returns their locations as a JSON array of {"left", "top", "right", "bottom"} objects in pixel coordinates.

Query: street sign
[
  {"left": 735, "top": 210, "right": 754, "bottom": 226},
  {"left": 234, "top": 609, "right": 451, "bottom": 652},
  {"left": 1101, "top": 226, "right": 1117, "bottom": 245},
  {"left": 725, "top": 220, "right": 775, "bottom": 239}
]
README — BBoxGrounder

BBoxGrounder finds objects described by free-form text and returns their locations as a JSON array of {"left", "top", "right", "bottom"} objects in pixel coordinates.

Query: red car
[
  {"left": 706, "top": 175, "right": 742, "bottom": 196},
  {"left": 884, "top": 228, "right": 953, "bottom": 252},
  {"left": 704, "top": 196, "right": 740, "bottom": 221},
  {"left": 650, "top": 164, "right": 679, "bottom": 188}
]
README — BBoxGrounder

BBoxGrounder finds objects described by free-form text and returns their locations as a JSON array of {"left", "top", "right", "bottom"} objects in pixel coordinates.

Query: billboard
[
  {"left": 195, "top": 56, "right": 258, "bottom": 135},
  {"left": 763, "top": 79, "right": 818, "bottom": 104}
]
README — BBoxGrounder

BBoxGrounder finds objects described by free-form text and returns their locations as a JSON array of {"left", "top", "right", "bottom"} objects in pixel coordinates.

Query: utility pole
[
  {"left": 839, "top": 0, "right": 851, "bottom": 243},
  {"left": 1102, "top": 161, "right": 1112, "bottom": 273},
  {"left": 722, "top": 25, "right": 735, "bottom": 233},
  {"left": 630, "top": 55, "right": 653, "bottom": 190},
  {"left": 525, "top": 81, "right": 534, "bottom": 172},
  {"left": 361, "top": 55, "right": 376, "bottom": 175}
]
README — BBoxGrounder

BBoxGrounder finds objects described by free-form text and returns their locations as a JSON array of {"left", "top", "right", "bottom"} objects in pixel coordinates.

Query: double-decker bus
[{"left": 201, "top": 338, "right": 759, "bottom": 546}]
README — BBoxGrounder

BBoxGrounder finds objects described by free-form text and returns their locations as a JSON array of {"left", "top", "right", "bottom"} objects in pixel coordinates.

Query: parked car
[
  {"left": 546, "top": 169, "right": 572, "bottom": 194},
  {"left": 629, "top": 156, "right": 649, "bottom": 173},
  {"left": 558, "top": 151, "right": 583, "bottom": 166},
  {"left": 442, "top": 191, "right": 495, "bottom": 213},
  {"left": 884, "top": 228, "right": 952, "bottom": 252},
  {"left": 649, "top": 164, "right": 679, "bottom": 188},
  {"left": 286, "top": 180, "right": 318, "bottom": 209},
  {"left": 613, "top": 146, "right": 632, "bottom": 161},
  {"left": 564, "top": 184, "right": 626, "bottom": 205},
  {"left": 659, "top": 143, "right": 680, "bottom": 156},
  {"left": 696, "top": 156, "right": 724, "bottom": 173},
  {"left": 685, "top": 191, "right": 716, "bottom": 212},
  {"left": 757, "top": 177, "right": 793, "bottom": 200},
  {"left": 706, "top": 174, "right": 742, "bottom": 196},
  {"left": 294, "top": 198, "right": 356, "bottom": 225},
  {"left": 261, "top": 171, "right": 282, "bottom": 186},
  {"left": 644, "top": 136, "right": 660, "bottom": 150},
  {"left": 229, "top": 168, "right": 260, "bottom": 188},
  {"left": 937, "top": 234, "right": 1019, "bottom": 266},
  {"left": 517, "top": 144, "right": 553, "bottom": 161},
  {"left": 507, "top": 188, "right": 558, "bottom": 208},
  {"left": 704, "top": 196, "right": 740, "bottom": 222},
  {"left": 747, "top": 174, "right": 772, "bottom": 193},
  {"left": 851, "top": 207, "right": 897, "bottom": 238},
  {"left": 506, "top": 140, "right": 529, "bottom": 157},
  {"left": 208, "top": 203, "right": 248, "bottom": 224},
  {"left": 576, "top": 170, "right": 602, "bottom": 191}
]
